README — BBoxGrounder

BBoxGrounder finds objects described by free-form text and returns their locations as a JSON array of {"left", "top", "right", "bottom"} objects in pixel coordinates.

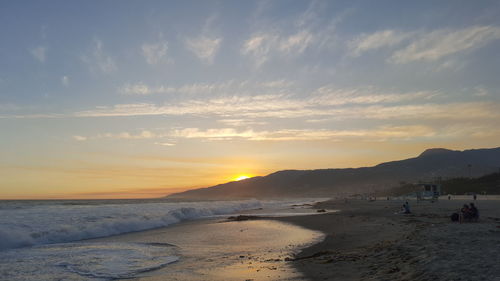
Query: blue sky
[{"left": 1, "top": 0, "right": 500, "bottom": 198}]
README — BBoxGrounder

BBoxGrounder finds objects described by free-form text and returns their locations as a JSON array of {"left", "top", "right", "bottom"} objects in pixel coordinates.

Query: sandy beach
[
  {"left": 91, "top": 212, "right": 325, "bottom": 280},
  {"left": 279, "top": 198, "right": 500, "bottom": 281},
  {"left": 84, "top": 197, "right": 500, "bottom": 281}
]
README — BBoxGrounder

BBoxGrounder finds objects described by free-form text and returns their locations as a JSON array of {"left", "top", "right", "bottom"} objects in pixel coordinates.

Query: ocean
[{"left": 0, "top": 198, "right": 326, "bottom": 280}]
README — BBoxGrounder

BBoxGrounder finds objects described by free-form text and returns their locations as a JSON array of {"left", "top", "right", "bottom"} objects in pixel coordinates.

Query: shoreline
[
  {"left": 3, "top": 198, "right": 499, "bottom": 280},
  {"left": 90, "top": 210, "right": 325, "bottom": 280},
  {"left": 275, "top": 198, "right": 500, "bottom": 281}
]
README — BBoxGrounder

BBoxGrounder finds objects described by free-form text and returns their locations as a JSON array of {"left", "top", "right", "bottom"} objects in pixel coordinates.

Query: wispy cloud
[
  {"left": 348, "top": 25, "right": 500, "bottom": 64},
  {"left": 171, "top": 125, "right": 436, "bottom": 142},
  {"left": 142, "top": 40, "right": 169, "bottom": 65},
  {"left": 279, "top": 30, "right": 314, "bottom": 54},
  {"left": 30, "top": 46, "right": 47, "bottom": 62},
  {"left": 390, "top": 25, "right": 500, "bottom": 63},
  {"left": 185, "top": 36, "right": 222, "bottom": 64},
  {"left": 81, "top": 39, "right": 116, "bottom": 74},
  {"left": 472, "top": 86, "right": 489, "bottom": 97},
  {"left": 154, "top": 142, "right": 176, "bottom": 147},
  {"left": 78, "top": 86, "right": 447, "bottom": 120},
  {"left": 434, "top": 59, "right": 467, "bottom": 72},
  {"left": 172, "top": 128, "right": 256, "bottom": 140},
  {"left": 119, "top": 82, "right": 153, "bottom": 95},
  {"left": 97, "top": 130, "right": 156, "bottom": 140},
  {"left": 217, "top": 119, "right": 267, "bottom": 127},
  {"left": 73, "top": 135, "right": 87, "bottom": 141},
  {"left": 74, "top": 130, "right": 157, "bottom": 141},
  {"left": 241, "top": 30, "right": 315, "bottom": 67},
  {"left": 241, "top": 2, "right": 344, "bottom": 67},
  {"left": 241, "top": 33, "right": 277, "bottom": 67},
  {"left": 118, "top": 79, "right": 293, "bottom": 96},
  {"left": 349, "top": 30, "right": 410, "bottom": 57},
  {"left": 61, "top": 76, "right": 69, "bottom": 86}
]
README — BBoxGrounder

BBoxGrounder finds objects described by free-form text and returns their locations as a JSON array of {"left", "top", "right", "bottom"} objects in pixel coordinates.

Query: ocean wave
[
  {"left": 0, "top": 242, "right": 179, "bottom": 280},
  {"left": 0, "top": 199, "right": 262, "bottom": 251}
]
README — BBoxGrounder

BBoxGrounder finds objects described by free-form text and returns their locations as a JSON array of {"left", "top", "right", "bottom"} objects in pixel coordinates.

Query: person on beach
[
  {"left": 469, "top": 203, "right": 479, "bottom": 221},
  {"left": 402, "top": 201, "right": 411, "bottom": 214},
  {"left": 460, "top": 204, "right": 471, "bottom": 223}
]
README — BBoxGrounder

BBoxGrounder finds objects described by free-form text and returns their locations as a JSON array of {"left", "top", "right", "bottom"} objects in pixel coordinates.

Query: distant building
[{"left": 416, "top": 183, "right": 441, "bottom": 200}]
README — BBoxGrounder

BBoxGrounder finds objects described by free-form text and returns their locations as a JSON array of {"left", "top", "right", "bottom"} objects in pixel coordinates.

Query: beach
[
  {"left": 0, "top": 199, "right": 326, "bottom": 280},
  {"left": 86, "top": 198, "right": 500, "bottom": 281},
  {"left": 1, "top": 197, "right": 499, "bottom": 280},
  {"left": 279, "top": 198, "right": 500, "bottom": 281}
]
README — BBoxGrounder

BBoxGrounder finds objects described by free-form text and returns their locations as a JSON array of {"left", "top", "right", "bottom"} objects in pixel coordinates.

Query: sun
[{"left": 233, "top": 175, "right": 252, "bottom": 181}]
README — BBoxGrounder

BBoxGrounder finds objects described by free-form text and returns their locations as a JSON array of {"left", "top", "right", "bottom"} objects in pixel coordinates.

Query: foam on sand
[
  {"left": 0, "top": 242, "right": 179, "bottom": 280},
  {"left": 0, "top": 199, "right": 262, "bottom": 251}
]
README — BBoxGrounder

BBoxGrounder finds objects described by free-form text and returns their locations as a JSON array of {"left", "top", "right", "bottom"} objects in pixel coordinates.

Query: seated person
[
  {"left": 402, "top": 201, "right": 411, "bottom": 214},
  {"left": 460, "top": 204, "right": 471, "bottom": 223},
  {"left": 469, "top": 203, "right": 479, "bottom": 221}
]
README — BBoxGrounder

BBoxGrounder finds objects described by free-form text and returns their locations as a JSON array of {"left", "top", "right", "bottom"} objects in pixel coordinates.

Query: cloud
[
  {"left": 8, "top": 83, "right": 498, "bottom": 125},
  {"left": 172, "top": 128, "right": 256, "bottom": 140},
  {"left": 241, "top": 33, "right": 278, "bottom": 66},
  {"left": 344, "top": 102, "right": 500, "bottom": 121},
  {"left": 118, "top": 79, "right": 293, "bottom": 96},
  {"left": 154, "top": 142, "right": 176, "bottom": 146},
  {"left": 73, "top": 135, "right": 87, "bottom": 141},
  {"left": 61, "top": 76, "right": 69, "bottom": 86},
  {"left": 472, "top": 86, "right": 489, "bottom": 97},
  {"left": 217, "top": 119, "right": 267, "bottom": 127},
  {"left": 349, "top": 30, "right": 410, "bottom": 57},
  {"left": 81, "top": 39, "right": 116, "bottom": 74},
  {"left": 170, "top": 125, "right": 436, "bottom": 142},
  {"left": 185, "top": 36, "right": 222, "bottom": 64},
  {"left": 30, "top": 46, "right": 47, "bottom": 62},
  {"left": 434, "top": 59, "right": 466, "bottom": 72},
  {"left": 390, "top": 25, "right": 500, "bottom": 63},
  {"left": 279, "top": 30, "right": 314, "bottom": 54},
  {"left": 241, "top": 30, "right": 315, "bottom": 66},
  {"left": 78, "top": 86, "right": 450, "bottom": 121},
  {"left": 73, "top": 130, "right": 157, "bottom": 142},
  {"left": 241, "top": 3, "right": 345, "bottom": 67},
  {"left": 119, "top": 82, "right": 152, "bottom": 95},
  {"left": 97, "top": 130, "right": 156, "bottom": 140},
  {"left": 142, "top": 40, "right": 169, "bottom": 64}
]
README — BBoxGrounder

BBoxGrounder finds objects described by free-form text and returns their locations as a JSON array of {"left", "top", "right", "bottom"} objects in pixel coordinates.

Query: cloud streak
[
  {"left": 185, "top": 36, "right": 222, "bottom": 64},
  {"left": 80, "top": 86, "right": 443, "bottom": 120},
  {"left": 241, "top": 30, "right": 316, "bottom": 66},
  {"left": 81, "top": 39, "right": 116, "bottom": 74},
  {"left": 171, "top": 125, "right": 436, "bottom": 142},
  {"left": 142, "top": 40, "right": 169, "bottom": 64},
  {"left": 391, "top": 25, "right": 500, "bottom": 63},
  {"left": 118, "top": 79, "right": 294, "bottom": 96},
  {"left": 348, "top": 26, "right": 500, "bottom": 64},
  {"left": 349, "top": 30, "right": 410, "bottom": 57}
]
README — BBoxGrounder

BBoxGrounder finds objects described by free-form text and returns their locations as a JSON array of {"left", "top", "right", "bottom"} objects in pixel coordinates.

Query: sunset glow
[
  {"left": 1, "top": 1, "right": 500, "bottom": 199},
  {"left": 233, "top": 175, "right": 252, "bottom": 182}
]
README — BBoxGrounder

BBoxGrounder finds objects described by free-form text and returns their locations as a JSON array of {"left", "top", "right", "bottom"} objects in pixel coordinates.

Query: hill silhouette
[{"left": 167, "top": 147, "right": 500, "bottom": 199}]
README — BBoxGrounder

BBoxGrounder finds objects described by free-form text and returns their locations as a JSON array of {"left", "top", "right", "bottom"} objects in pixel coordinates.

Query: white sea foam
[
  {"left": 0, "top": 199, "right": 262, "bottom": 251},
  {"left": 0, "top": 242, "right": 179, "bottom": 280}
]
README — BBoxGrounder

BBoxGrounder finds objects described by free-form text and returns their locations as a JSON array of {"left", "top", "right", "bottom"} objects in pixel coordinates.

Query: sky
[{"left": 1, "top": 0, "right": 500, "bottom": 199}]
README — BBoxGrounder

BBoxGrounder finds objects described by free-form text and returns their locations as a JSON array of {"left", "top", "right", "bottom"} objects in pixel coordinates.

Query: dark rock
[{"left": 227, "top": 215, "right": 261, "bottom": 221}]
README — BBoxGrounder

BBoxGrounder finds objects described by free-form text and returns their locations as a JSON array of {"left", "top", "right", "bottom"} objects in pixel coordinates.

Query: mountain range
[{"left": 167, "top": 147, "right": 500, "bottom": 199}]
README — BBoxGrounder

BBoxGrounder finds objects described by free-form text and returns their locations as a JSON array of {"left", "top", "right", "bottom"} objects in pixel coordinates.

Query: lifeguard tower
[{"left": 416, "top": 183, "right": 441, "bottom": 201}]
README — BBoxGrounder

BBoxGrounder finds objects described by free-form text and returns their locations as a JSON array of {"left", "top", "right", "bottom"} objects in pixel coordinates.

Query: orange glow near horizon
[{"left": 232, "top": 174, "right": 252, "bottom": 181}]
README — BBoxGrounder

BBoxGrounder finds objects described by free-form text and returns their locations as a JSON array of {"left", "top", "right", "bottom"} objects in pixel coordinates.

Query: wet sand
[
  {"left": 278, "top": 198, "right": 500, "bottom": 281},
  {"left": 93, "top": 216, "right": 324, "bottom": 280},
  {"left": 92, "top": 198, "right": 500, "bottom": 281}
]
